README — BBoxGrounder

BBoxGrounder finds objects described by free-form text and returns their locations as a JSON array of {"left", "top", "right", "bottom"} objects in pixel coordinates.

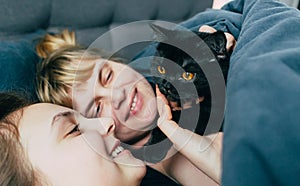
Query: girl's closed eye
[
  {"left": 105, "top": 70, "right": 112, "bottom": 84},
  {"left": 95, "top": 102, "right": 102, "bottom": 117},
  {"left": 101, "top": 66, "right": 113, "bottom": 86}
]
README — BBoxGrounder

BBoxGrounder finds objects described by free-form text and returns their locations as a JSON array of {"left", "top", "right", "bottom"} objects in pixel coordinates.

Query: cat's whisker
[
  {"left": 150, "top": 24, "right": 230, "bottom": 135},
  {"left": 209, "top": 58, "right": 217, "bottom": 62}
]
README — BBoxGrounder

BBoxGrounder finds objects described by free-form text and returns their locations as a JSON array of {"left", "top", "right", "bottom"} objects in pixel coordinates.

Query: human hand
[
  {"left": 199, "top": 25, "right": 236, "bottom": 52},
  {"left": 156, "top": 85, "right": 222, "bottom": 183},
  {"left": 212, "top": 0, "right": 233, "bottom": 9}
]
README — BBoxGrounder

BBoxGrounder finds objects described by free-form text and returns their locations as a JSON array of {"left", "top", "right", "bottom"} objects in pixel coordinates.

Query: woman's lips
[
  {"left": 130, "top": 90, "right": 143, "bottom": 116},
  {"left": 124, "top": 87, "right": 144, "bottom": 122}
]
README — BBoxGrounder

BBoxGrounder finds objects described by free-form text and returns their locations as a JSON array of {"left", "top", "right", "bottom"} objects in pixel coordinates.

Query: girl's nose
[
  {"left": 79, "top": 117, "right": 115, "bottom": 136},
  {"left": 78, "top": 117, "right": 117, "bottom": 157}
]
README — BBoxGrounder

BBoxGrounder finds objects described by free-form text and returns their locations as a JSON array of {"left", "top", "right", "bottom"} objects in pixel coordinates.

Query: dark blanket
[
  {"left": 183, "top": 0, "right": 300, "bottom": 185},
  {"left": 215, "top": 0, "right": 300, "bottom": 185},
  {"left": 134, "top": 0, "right": 300, "bottom": 185}
]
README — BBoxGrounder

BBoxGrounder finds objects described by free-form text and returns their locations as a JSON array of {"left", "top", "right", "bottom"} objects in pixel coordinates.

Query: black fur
[{"left": 150, "top": 24, "right": 231, "bottom": 135}]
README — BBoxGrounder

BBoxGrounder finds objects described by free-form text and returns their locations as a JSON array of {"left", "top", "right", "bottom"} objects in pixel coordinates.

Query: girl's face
[
  {"left": 72, "top": 59, "right": 158, "bottom": 143},
  {"left": 19, "top": 103, "right": 146, "bottom": 186}
]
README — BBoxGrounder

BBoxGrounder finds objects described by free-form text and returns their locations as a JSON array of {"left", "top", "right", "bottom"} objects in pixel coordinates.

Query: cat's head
[{"left": 149, "top": 24, "right": 230, "bottom": 106}]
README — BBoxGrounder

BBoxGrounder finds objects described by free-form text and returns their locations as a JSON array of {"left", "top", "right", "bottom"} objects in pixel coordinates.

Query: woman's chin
[
  {"left": 114, "top": 151, "right": 146, "bottom": 184},
  {"left": 138, "top": 97, "right": 157, "bottom": 125},
  {"left": 114, "top": 149, "right": 146, "bottom": 168}
]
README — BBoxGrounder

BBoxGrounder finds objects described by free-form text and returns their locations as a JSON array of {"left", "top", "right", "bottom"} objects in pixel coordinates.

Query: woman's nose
[
  {"left": 94, "top": 86, "right": 126, "bottom": 110},
  {"left": 111, "top": 87, "right": 126, "bottom": 109},
  {"left": 79, "top": 117, "right": 115, "bottom": 136}
]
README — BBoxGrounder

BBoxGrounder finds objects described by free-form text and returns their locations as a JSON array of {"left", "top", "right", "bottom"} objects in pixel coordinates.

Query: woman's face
[
  {"left": 19, "top": 103, "right": 146, "bottom": 186},
  {"left": 72, "top": 59, "right": 157, "bottom": 143}
]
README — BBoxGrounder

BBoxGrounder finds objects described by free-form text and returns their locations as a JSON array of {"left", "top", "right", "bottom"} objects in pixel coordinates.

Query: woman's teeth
[
  {"left": 130, "top": 94, "right": 137, "bottom": 111},
  {"left": 111, "top": 146, "right": 124, "bottom": 158}
]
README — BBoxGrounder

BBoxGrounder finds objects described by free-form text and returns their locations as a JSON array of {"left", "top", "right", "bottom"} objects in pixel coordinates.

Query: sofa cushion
[
  {"left": 0, "top": 0, "right": 50, "bottom": 38},
  {"left": 0, "top": 38, "right": 41, "bottom": 101},
  {"left": 50, "top": 0, "right": 114, "bottom": 28},
  {"left": 157, "top": 0, "right": 212, "bottom": 21}
]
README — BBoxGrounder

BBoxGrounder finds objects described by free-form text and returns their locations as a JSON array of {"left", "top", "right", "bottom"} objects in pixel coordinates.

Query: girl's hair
[
  {"left": 0, "top": 92, "right": 44, "bottom": 185},
  {"left": 36, "top": 30, "right": 112, "bottom": 108}
]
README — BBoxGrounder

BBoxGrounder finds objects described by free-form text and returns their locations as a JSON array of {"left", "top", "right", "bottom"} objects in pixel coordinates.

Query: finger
[
  {"left": 157, "top": 97, "right": 172, "bottom": 122},
  {"left": 156, "top": 96, "right": 165, "bottom": 117},
  {"left": 158, "top": 119, "right": 193, "bottom": 151},
  {"left": 156, "top": 85, "right": 169, "bottom": 104},
  {"left": 224, "top": 32, "right": 236, "bottom": 51},
  {"left": 156, "top": 84, "right": 172, "bottom": 120}
]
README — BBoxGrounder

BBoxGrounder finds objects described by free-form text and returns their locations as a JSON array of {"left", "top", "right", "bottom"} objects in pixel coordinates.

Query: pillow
[{"left": 0, "top": 39, "right": 40, "bottom": 101}]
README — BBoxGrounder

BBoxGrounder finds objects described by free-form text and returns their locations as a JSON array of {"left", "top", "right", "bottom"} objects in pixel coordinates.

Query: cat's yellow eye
[
  {"left": 157, "top": 66, "right": 166, "bottom": 74},
  {"left": 182, "top": 72, "right": 194, "bottom": 80}
]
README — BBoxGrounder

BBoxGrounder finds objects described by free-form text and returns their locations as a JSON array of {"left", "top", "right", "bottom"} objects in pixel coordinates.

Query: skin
[
  {"left": 72, "top": 59, "right": 158, "bottom": 144},
  {"left": 212, "top": 0, "right": 233, "bottom": 9},
  {"left": 156, "top": 86, "right": 222, "bottom": 184},
  {"left": 18, "top": 103, "right": 146, "bottom": 186}
]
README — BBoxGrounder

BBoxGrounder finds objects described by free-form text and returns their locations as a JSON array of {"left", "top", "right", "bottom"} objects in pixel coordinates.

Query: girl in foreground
[{"left": 0, "top": 91, "right": 221, "bottom": 185}]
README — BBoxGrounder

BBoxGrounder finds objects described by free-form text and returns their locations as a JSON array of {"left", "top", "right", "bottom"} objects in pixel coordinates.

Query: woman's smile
[
  {"left": 73, "top": 59, "right": 157, "bottom": 143},
  {"left": 129, "top": 88, "right": 143, "bottom": 116}
]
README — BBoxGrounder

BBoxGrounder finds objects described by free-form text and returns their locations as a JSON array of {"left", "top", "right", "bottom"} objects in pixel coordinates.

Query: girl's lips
[
  {"left": 110, "top": 140, "right": 121, "bottom": 156},
  {"left": 113, "top": 149, "right": 131, "bottom": 159},
  {"left": 110, "top": 140, "right": 132, "bottom": 159}
]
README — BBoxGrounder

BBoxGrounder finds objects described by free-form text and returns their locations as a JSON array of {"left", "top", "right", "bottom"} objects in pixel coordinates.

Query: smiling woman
[
  {"left": 71, "top": 57, "right": 157, "bottom": 143},
  {"left": 0, "top": 92, "right": 146, "bottom": 186}
]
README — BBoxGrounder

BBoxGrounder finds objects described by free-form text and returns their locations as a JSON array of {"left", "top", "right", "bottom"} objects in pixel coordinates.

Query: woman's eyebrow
[{"left": 51, "top": 111, "right": 74, "bottom": 127}]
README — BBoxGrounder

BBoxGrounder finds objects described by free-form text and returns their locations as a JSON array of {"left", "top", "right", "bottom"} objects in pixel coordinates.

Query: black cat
[{"left": 150, "top": 24, "right": 231, "bottom": 135}]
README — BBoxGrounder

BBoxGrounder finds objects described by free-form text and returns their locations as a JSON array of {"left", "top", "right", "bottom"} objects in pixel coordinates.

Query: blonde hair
[{"left": 36, "top": 30, "right": 106, "bottom": 108}]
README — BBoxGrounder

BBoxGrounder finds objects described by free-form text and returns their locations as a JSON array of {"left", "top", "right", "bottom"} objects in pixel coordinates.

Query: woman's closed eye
[{"left": 66, "top": 124, "right": 81, "bottom": 137}]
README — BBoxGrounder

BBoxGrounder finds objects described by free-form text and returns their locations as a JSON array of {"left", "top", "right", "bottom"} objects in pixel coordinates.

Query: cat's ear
[{"left": 149, "top": 23, "right": 173, "bottom": 41}]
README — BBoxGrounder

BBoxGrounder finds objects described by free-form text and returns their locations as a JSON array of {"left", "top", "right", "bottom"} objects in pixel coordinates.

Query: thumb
[{"left": 156, "top": 85, "right": 172, "bottom": 120}]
